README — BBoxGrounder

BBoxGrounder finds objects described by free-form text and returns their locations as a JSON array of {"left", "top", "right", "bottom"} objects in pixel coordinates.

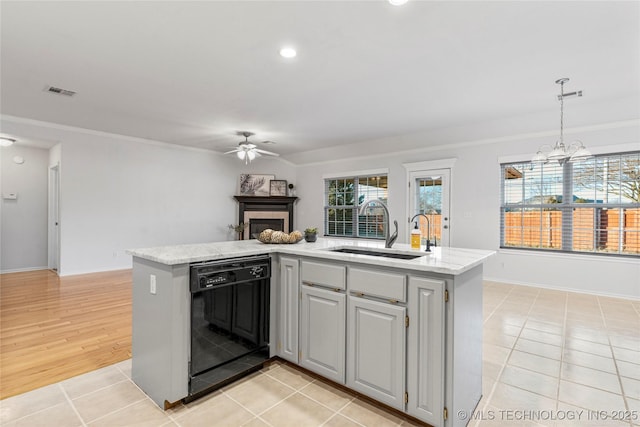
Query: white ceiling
[{"left": 1, "top": 1, "right": 638, "bottom": 158}]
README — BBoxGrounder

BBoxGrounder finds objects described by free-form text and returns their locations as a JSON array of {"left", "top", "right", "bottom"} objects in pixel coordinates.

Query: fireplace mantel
[{"left": 234, "top": 196, "right": 298, "bottom": 240}]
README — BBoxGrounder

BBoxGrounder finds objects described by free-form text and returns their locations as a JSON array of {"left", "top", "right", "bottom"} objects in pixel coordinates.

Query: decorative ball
[
  {"left": 289, "top": 230, "right": 303, "bottom": 243},
  {"left": 258, "top": 229, "right": 274, "bottom": 243},
  {"left": 270, "top": 231, "right": 287, "bottom": 244}
]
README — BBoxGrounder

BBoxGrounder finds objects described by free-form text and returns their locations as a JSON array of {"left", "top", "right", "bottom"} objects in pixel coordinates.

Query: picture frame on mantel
[
  {"left": 239, "top": 174, "right": 274, "bottom": 196},
  {"left": 269, "top": 180, "right": 287, "bottom": 197}
]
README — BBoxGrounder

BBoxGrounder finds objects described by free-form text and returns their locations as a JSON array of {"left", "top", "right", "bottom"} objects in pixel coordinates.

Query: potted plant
[
  {"left": 304, "top": 227, "right": 318, "bottom": 242},
  {"left": 228, "top": 223, "right": 248, "bottom": 240}
]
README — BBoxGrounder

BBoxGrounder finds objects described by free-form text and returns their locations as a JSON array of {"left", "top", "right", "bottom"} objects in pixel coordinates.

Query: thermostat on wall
[{"left": 3, "top": 192, "right": 18, "bottom": 200}]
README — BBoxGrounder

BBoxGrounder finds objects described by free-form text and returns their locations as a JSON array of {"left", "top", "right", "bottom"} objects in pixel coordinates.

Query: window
[
  {"left": 324, "top": 174, "right": 388, "bottom": 239},
  {"left": 500, "top": 151, "right": 640, "bottom": 256}
]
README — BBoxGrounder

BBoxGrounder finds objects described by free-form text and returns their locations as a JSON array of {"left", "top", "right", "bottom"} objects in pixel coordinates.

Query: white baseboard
[
  {"left": 58, "top": 266, "right": 132, "bottom": 277},
  {"left": 483, "top": 276, "right": 640, "bottom": 301},
  {"left": 0, "top": 266, "right": 50, "bottom": 274}
]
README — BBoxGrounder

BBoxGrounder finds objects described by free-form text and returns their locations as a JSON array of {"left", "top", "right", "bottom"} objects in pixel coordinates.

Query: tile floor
[{"left": 1, "top": 282, "right": 638, "bottom": 427}]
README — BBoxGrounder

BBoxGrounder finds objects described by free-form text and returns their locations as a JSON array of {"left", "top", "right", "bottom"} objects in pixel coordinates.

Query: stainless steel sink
[{"left": 330, "top": 247, "right": 425, "bottom": 260}]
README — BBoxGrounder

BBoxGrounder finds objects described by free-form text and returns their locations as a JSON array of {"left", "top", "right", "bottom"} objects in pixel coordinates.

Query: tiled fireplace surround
[{"left": 234, "top": 196, "right": 297, "bottom": 240}]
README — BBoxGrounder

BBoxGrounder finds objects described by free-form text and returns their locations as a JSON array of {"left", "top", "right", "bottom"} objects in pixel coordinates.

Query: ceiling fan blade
[
  {"left": 254, "top": 148, "right": 279, "bottom": 156},
  {"left": 223, "top": 149, "right": 240, "bottom": 154}
]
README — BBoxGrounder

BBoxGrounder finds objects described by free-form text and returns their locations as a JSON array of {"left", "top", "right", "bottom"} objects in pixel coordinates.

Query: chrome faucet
[
  {"left": 410, "top": 213, "right": 433, "bottom": 252},
  {"left": 359, "top": 199, "right": 398, "bottom": 248}
]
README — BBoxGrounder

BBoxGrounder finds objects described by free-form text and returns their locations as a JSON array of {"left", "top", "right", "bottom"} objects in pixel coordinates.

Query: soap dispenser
[{"left": 410, "top": 222, "right": 421, "bottom": 249}]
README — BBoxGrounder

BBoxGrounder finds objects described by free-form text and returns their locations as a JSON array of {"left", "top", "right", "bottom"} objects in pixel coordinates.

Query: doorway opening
[{"left": 48, "top": 164, "right": 60, "bottom": 273}]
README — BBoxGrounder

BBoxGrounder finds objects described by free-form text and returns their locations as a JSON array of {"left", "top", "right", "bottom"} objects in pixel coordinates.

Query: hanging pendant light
[{"left": 532, "top": 78, "right": 592, "bottom": 165}]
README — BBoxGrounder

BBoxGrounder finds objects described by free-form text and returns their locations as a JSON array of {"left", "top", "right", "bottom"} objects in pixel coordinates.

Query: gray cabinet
[
  {"left": 347, "top": 295, "right": 406, "bottom": 410},
  {"left": 277, "top": 256, "right": 299, "bottom": 363},
  {"left": 301, "top": 260, "right": 346, "bottom": 290},
  {"left": 299, "top": 285, "right": 346, "bottom": 383},
  {"left": 407, "top": 276, "right": 445, "bottom": 426},
  {"left": 277, "top": 255, "right": 483, "bottom": 427}
]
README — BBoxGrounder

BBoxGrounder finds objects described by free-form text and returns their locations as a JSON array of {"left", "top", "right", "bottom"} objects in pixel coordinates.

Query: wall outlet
[{"left": 150, "top": 274, "right": 157, "bottom": 295}]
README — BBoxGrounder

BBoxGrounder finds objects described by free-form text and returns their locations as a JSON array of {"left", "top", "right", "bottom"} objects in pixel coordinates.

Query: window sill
[{"left": 498, "top": 248, "right": 639, "bottom": 264}]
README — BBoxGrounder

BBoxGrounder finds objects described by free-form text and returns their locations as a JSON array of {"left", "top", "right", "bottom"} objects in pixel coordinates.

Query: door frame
[
  {"left": 403, "top": 158, "right": 456, "bottom": 247},
  {"left": 48, "top": 163, "right": 60, "bottom": 273}
]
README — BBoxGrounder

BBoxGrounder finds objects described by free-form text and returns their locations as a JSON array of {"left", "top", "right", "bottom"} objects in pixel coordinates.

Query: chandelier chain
[{"left": 559, "top": 79, "right": 565, "bottom": 144}]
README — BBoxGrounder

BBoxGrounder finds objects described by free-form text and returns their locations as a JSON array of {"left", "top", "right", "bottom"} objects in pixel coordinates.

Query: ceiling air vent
[{"left": 45, "top": 86, "right": 76, "bottom": 97}]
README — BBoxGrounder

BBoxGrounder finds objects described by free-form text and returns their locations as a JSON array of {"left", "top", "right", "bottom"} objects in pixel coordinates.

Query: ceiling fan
[{"left": 224, "top": 131, "right": 279, "bottom": 164}]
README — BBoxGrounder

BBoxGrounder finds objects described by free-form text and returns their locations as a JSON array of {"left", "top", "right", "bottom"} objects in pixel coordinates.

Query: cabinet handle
[
  {"left": 354, "top": 292, "right": 364, "bottom": 297},
  {"left": 302, "top": 281, "right": 313, "bottom": 286}
]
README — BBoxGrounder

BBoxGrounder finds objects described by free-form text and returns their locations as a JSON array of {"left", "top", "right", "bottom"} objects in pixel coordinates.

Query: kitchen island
[{"left": 128, "top": 238, "right": 494, "bottom": 427}]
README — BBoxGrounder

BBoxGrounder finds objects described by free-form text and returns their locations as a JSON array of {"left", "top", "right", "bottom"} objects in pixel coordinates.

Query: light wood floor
[{"left": 0, "top": 269, "right": 132, "bottom": 399}]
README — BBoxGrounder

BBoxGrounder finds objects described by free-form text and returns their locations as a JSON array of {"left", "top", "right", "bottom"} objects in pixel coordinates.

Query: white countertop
[{"left": 127, "top": 238, "right": 494, "bottom": 275}]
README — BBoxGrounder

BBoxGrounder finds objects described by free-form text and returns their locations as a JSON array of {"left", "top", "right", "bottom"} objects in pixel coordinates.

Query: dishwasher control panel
[{"left": 190, "top": 255, "right": 271, "bottom": 292}]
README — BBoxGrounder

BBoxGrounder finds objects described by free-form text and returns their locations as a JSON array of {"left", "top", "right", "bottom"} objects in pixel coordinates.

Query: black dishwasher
[{"left": 188, "top": 255, "right": 270, "bottom": 400}]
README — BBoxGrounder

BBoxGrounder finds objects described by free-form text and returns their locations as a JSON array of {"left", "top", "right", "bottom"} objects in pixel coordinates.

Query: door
[
  {"left": 278, "top": 256, "right": 299, "bottom": 363},
  {"left": 407, "top": 276, "right": 445, "bottom": 426},
  {"left": 299, "top": 285, "right": 346, "bottom": 383},
  {"left": 347, "top": 296, "right": 406, "bottom": 410},
  {"left": 409, "top": 169, "right": 451, "bottom": 247},
  {"left": 48, "top": 164, "right": 60, "bottom": 272}
]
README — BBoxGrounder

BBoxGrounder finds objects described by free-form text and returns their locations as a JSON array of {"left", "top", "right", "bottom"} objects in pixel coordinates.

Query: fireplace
[
  {"left": 248, "top": 218, "right": 285, "bottom": 238},
  {"left": 234, "top": 196, "right": 298, "bottom": 240}
]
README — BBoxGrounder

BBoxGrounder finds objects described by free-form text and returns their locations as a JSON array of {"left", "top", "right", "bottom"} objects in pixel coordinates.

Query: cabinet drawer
[
  {"left": 301, "top": 260, "right": 346, "bottom": 290},
  {"left": 348, "top": 267, "right": 406, "bottom": 302}
]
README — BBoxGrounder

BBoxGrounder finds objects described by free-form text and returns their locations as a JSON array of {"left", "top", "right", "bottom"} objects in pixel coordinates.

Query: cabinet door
[
  {"left": 407, "top": 276, "right": 445, "bottom": 426},
  {"left": 299, "top": 285, "right": 346, "bottom": 383},
  {"left": 347, "top": 296, "right": 406, "bottom": 410},
  {"left": 278, "top": 256, "right": 299, "bottom": 363}
]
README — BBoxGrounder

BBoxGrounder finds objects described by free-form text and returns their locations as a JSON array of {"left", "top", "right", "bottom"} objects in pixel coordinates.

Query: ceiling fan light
[
  {"left": 237, "top": 151, "right": 246, "bottom": 160},
  {"left": 0, "top": 137, "right": 16, "bottom": 147},
  {"left": 247, "top": 150, "right": 256, "bottom": 161}
]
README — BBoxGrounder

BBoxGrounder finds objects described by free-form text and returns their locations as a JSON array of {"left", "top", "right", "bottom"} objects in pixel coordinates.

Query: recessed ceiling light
[
  {"left": 388, "top": 0, "right": 408, "bottom": 5},
  {"left": 279, "top": 47, "right": 297, "bottom": 58},
  {"left": 0, "top": 137, "right": 16, "bottom": 147}
]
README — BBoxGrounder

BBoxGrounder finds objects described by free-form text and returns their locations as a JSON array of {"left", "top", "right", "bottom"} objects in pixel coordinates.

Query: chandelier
[{"left": 532, "top": 78, "right": 592, "bottom": 165}]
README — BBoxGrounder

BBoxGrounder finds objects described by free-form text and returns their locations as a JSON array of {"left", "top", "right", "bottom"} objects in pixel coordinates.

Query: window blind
[
  {"left": 324, "top": 174, "right": 388, "bottom": 239},
  {"left": 500, "top": 151, "right": 640, "bottom": 256}
]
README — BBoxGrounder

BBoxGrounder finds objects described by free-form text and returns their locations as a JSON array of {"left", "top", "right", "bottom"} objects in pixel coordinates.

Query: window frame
[
  {"left": 324, "top": 172, "right": 389, "bottom": 239},
  {"left": 500, "top": 150, "right": 640, "bottom": 258}
]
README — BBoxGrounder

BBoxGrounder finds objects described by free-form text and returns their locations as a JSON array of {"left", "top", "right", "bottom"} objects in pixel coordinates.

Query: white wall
[
  {"left": 293, "top": 121, "right": 640, "bottom": 299},
  {"left": 0, "top": 117, "right": 296, "bottom": 275},
  {"left": 1, "top": 115, "right": 637, "bottom": 298},
  {"left": 0, "top": 144, "right": 49, "bottom": 272}
]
